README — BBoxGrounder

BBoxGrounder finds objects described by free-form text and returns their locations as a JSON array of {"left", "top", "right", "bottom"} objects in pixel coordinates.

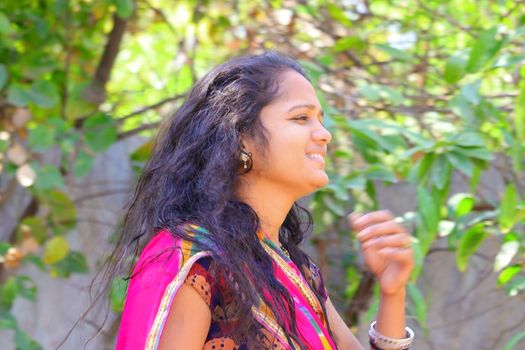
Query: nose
[{"left": 313, "top": 122, "right": 332, "bottom": 145}]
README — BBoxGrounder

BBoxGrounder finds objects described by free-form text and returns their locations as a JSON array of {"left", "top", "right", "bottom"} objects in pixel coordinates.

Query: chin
[{"left": 309, "top": 173, "right": 330, "bottom": 191}]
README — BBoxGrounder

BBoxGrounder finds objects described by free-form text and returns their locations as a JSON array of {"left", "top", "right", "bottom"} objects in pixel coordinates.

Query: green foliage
[{"left": 0, "top": 0, "right": 524, "bottom": 347}]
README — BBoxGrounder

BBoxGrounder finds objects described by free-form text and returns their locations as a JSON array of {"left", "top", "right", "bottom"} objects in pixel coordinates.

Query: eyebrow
[{"left": 286, "top": 104, "right": 324, "bottom": 118}]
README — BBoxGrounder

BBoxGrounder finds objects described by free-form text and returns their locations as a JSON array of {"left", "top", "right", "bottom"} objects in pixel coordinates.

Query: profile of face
[{"left": 242, "top": 70, "right": 332, "bottom": 198}]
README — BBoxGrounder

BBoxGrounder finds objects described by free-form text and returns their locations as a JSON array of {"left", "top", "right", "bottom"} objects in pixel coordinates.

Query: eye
[{"left": 293, "top": 114, "right": 309, "bottom": 121}]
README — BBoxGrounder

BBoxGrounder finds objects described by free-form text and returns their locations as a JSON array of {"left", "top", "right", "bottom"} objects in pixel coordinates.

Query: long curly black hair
[{"left": 106, "top": 51, "right": 336, "bottom": 349}]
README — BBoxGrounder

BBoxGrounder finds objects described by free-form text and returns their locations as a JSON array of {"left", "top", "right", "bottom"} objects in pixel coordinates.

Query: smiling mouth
[{"left": 306, "top": 153, "right": 325, "bottom": 165}]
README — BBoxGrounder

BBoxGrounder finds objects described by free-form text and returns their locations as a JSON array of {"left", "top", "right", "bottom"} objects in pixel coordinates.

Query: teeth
[{"left": 306, "top": 153, "right": 324, "bottom": 161}]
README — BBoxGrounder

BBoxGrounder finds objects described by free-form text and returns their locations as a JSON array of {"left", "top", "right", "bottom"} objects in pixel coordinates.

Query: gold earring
[{"left": 240, "top": 149, "right": 252, "bottom": 170}]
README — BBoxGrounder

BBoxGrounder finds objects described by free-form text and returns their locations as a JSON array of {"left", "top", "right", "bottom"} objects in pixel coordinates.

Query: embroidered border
[{"left": 145, "top": 251, "right": 211, "bottom": 350}]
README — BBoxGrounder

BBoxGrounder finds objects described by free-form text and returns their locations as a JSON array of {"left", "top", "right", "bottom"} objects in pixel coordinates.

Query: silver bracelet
[{"left": 368, "top": 321, "right": 415, "bottom": 350}]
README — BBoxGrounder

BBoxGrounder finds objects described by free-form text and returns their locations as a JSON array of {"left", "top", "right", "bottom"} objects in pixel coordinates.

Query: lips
[{"left": 306, "top": 152, "right": 325, "bottom": 165}]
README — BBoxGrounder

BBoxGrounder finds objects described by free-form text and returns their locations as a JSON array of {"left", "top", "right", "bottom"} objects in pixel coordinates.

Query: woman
[{"left": 113, "top": 51, "right": 415, "bottom": 350}]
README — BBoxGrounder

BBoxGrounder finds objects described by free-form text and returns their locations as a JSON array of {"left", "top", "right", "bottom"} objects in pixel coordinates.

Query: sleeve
[
  {"left": 305, "top": 260, "right": 329, "bottom": 302},
  {"left": 184, "top": 256, "right": 217, "bottom": 310}
]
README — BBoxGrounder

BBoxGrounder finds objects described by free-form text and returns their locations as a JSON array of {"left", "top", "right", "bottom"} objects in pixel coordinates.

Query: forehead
[{"left": 266, "top": 70, "right": 321, "bottom": 112}]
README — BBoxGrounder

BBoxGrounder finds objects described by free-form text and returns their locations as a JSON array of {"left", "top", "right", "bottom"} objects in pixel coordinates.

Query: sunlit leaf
[
  {"left": 110, "top": 277, "right": 129, "bottom": 312},
  {"left": 502, "top": 332, "right": 525, "bottom": 350},
  {"left": 466, "top": 27, "right": 502, "bottom": 73},
  {"left": 499, "top": 183, "right": 518, "bottom": 233},
  {"left": 494, "top": 233, "right": 520, "bottom": 272},
  {"left": 42, "top": 236, "right": 69, "bottom": 265},
  {"left": 498, "top": 265, "right": 521, "bottom": 285},
  {"left": 444, "top": 51, "right": 467, "bottom": 84},
  {"left": 456, "top": 223, "right": 487, "bottom": 272},
  {"left": 448, "top": 193, "right": 475, "bottom": 217}
]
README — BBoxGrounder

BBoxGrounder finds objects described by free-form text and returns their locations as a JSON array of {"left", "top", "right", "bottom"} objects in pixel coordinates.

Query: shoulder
[{"left": 302, "top": 258, "right": 328, "bottom": 302}]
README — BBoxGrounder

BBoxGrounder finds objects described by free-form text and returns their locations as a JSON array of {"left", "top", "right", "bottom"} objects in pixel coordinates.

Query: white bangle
[{"left": 368, "top": 321, "right": 415, "bottom": 350}]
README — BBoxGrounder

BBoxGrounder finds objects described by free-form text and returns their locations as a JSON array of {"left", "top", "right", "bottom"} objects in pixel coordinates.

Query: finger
[
  {"left": 349, "top": 210, "right": 395, "bottom": 232},
  {"left": 377, "top": 247, "right": 414, "bottom": 265},
  {"left": 356, "top": 221, "right": 407, "bottom": 243},
  {"left": 361, "top": 233, "right": 411, "bottom": 250}
]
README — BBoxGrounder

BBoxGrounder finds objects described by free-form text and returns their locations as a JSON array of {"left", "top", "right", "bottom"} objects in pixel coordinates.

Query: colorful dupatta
[{"left": 115, "top": 225, "right": 336, "bottom": 350}]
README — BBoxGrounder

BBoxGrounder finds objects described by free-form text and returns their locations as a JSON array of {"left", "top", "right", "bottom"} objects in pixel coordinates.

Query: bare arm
[{"left": 157, "top": 283, "right": 211, "bottom": 350}]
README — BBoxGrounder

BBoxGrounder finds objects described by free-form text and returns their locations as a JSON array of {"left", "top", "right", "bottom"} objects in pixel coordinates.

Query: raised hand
[{"left": 349, "top": 210, "right": 414, "bottom": 295}]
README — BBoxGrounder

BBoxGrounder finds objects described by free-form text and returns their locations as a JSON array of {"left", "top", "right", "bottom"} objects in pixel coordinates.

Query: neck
[{"left": 235, "top": 177, "right": 296, "bottom": 245}]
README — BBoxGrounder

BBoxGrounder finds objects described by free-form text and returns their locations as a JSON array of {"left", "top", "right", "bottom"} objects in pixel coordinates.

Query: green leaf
[
  {"left": 444, "top": 51, "right": 467, "bottom": 84},
  {"left": 333, "top": 36, "right": 366, "bottom": 52},
  {"left": 0, "top": 311, "right": 17, "bottom": 330},
  {"left": 452, "top": 131, "right": 486, "bottom": 147},
  {"left": 51, "top": 251, "right": 89, "bottom": 277},
  {"left": 0, "top": 11, "right": 12, "bottom": 34},
  {"left": 410, "top": 238, "right": 425, "bottom": 281},
  {"left": 460, "top": 80, "right": 482, "bottom": 105},
  {"left": 515, "top": 82, "right": 525, "bottom": 142},
  {"left": 466, "top": 27, "right": 502, "bottom": 73},
  {"left": 446, "top": 151, "right": 473, "bottom": 177},
  {"left": 17, "top": 217, "right": 47, "bottom": 244},
  {"left": 15, "top": 276, "right": 37, "bottom": 301},
  {"left": 84, "top": 114, "right": 117, "bottom": 152},
  {"left": 73, "top": 151, "right": 94, "bottom": 178},
  {"left": 7, "top": 85, "right": 31, "bottom": 107},
  {"left": 417, "top": 187, "right": 440, "bottom": 235},
  {"left": 29, "top": 80, "right": 59, "bottom": 108},
  {"left": 110, "top": 277, "right": 129, "bottom": 312},
  {"left": 43, "top": 236, "right": 69, "bottom": 265},
  {"left": 28, "top": 123, "right": 57, "bottom": 151},
  {"left": 344, "top": 175, "right": 367, "bottom": 190},
  {"left": 449, "top": 93, "right": 477, "bottom": 123},
  {"left": 323, "top": 194, "right": 345, "bottom": 216},
  {"left": 34, "top": 165, "right": 64, "bottom": 190},
  {"left": 365, "top": 165, "right": 398, "bottom": 183},
  {"left": 0, "top": 64, "right": 7, "bottom": 89},
  {"left": 448, "top": 193, "right": 475, "bottom": 217},
  {"left": 498, "top": 265, "right": 521, "bottom": 286},
  {"left": 407, "top": 283, "right": 427, "bottom": 327},
  {"left": 453, "top": 146, "right": 493, "bottom": 161},
  {"left": 502, "top": 332, "right": 525, "bottom": 350},
  {"left": 1, "top": 277, "right": 19, "bottom": 308},
  {"left": 499, "top": 183, "right": 518, "bottom": 233},
  {"left": 375, "top": 44, "right": 415, "bottom": 62},
  {"left": 114, "top": 0, "right": 134, "bottom": 18},
  {"left": 0, "top": 242, "right": 11, "bottom": 255},
  {"left": 456, "top": 223, "right": 487, "bottom": 272},
  {"left": 431, "top": 156, "right": 451, "bottom": 191},
  {"left": 14, "top": 328, "right": 43, "bottom": 350},
  {"left": 47, "top": 190, "right": 77, "bottom": 229},
  {"left": 326, "top": 3, "right": 353, "bottom": 27}
]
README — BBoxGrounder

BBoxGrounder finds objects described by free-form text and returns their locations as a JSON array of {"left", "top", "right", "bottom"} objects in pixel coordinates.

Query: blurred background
[{"left": 0, "top": 0, "right": 524, "bottom": 349}]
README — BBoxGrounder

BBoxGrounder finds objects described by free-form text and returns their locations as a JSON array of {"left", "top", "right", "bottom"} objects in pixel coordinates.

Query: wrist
[{"left": 380, "top": 286, "right": 406, "bottom": 299}]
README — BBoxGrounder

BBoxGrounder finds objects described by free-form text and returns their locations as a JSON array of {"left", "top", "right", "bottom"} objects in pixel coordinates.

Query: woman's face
[{"left": 243, "top": 70, "right": 332, "bottom": 197}]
